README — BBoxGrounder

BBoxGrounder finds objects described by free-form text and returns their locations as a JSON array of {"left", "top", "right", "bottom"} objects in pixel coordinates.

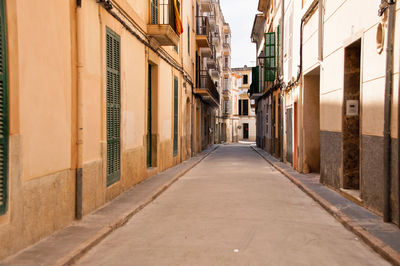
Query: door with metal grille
[
  {"left": 106, "top": 28, "right": 121, "bottom": 186},
  {"left": 0, "top": 0, "right": 8, "bottom": 215}
]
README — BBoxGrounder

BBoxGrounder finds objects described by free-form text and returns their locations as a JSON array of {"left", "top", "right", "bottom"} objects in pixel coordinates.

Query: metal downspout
[
  {"left": 75, "top": 1, "right": 84, "bottom": 220},
  {"left": 280, "top": 0, "right": 285, "bottom": 162},
  {"left": 398, "top": 29, "right": 400, "bottom": 227},
  {"left": 383, "top": 1, "right": 395, "bottom": 223}
]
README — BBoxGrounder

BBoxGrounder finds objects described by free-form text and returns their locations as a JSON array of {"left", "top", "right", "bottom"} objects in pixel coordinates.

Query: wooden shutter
[
  {"left": 238, "top": 99, "right": 242, "bottom": 115},
  {"left": 277, "top": 25, "right": 280, "bottom": 77},
  {"left": 151, "top": 0, "right": 158, "bottom": 24},
  {"left": 0, "top": 0, "right": 8, "bottom": 215},
  {"left": 264, "top": 32, "right": 276, "bottom": 82},
  {"left": 173, "top": 76, "right": 178, "bottom": 156},
  {"left": 252, "top": 66, "right": 259, "bottom": 93},
  {"left": 106, "top": 28, "right": 121, "bottom": 186}
]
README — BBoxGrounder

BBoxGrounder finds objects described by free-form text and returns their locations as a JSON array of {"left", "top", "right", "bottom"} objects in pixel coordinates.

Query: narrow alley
[{"left": 75, "top": 145, "right": 388, "bottom": 266}]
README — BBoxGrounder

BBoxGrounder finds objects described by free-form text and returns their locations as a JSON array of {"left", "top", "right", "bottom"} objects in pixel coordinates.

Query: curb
[
  {"left": 251, "top": 146, "right": 400, "bottom": 266},
  {"left": 56, "top": 145, "right": 219, "bottom": 266}
]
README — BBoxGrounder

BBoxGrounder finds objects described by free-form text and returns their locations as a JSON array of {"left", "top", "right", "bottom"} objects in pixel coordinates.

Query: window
[
  {"left": 173, "top": 76, "right": 179, "bottom": 156},
  {"left": 106, "top": 28, "right": 121, "bottom": 186},
  {"left": 188, "top": 25, "right": 190, "bottom": 54},
  {"left": 264, "top": 32, "right": 276, "bottom": 82},
  {"left": 238, "top": 99, "right": 249, "bottom": 116},
  {"left": 224, "top": 78, "right": 229, "bottom": 90},
  {"left": 150, "top": 0, "right": 158, "bottom": 24},
  {"left": 0, "top": 0, "right": 8, "bottom": 215},
  {"left": 224, "top": 57, "right": 229, "bottom": 68},
  {"left": 243, "top": 74, "right": 248, "bottom": 84},
  {"left": 243, "top": 99, "right": 249, "bottom": 115}
]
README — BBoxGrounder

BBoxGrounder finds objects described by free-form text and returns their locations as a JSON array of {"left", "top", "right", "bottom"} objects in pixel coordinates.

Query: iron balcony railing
[
  {"left": 197, "top": 70, "right": 220, "bottom": 103},
  {"left": 223, "top": 40, "right": 231, "bottom": 50},
  {"left": 196, "top": 16, "right": 211, "bottom": 43},
  {"left": 150, "top": 0, "right": 180, "bottom": 34}
]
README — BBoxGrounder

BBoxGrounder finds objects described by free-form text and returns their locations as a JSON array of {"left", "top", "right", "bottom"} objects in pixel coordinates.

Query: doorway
[
  {"left": 303, "top": 67, "right": 321, "bottom": 173},
  {"left": 243, "top": 123, "right": 249, "bottom": 139},
  {"left": 342, "top": 39, "right": 361, "bottom": 190},
  {"left": 147, "top": 64, "right": 152, "bottom": 167},
  {"left": 147, "top": 64, "right": 157, "bottom": 168},
  {"left": 286, "top": 107, "right": 293, "bottom": 164}
]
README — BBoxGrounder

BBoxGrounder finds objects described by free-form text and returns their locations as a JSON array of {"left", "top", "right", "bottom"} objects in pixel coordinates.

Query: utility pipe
[
  {"left": 398, "top": 23, "right": 400, "bottom": 227},
  {"left": 75, "top": 0, "right": 84, "bottom": 220},
  {"left": 286, "top": 0, "right": 319, "bottom": 89},
  {"left": 383, "top": 0, "right": 395, "bottom": 223},
  {"left": 279, "top": 0, "right": 285, "bottom": 162}
]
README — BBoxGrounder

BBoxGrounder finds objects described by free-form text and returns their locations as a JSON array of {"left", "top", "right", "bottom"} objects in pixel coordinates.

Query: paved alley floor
[{"left": 76, "top": 145, "right": 389, "bottom": 266}]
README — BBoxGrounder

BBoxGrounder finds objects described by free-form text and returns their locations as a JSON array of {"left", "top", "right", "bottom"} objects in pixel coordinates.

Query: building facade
[
  {"left": 232, "top": 67, "right": 256, "bottom": 142},
  {"left": 251, "top": 0, "right": 399, "bottom": 226},
  {"left": 0, "top": 0, "right": 229, "bottom": 259}
]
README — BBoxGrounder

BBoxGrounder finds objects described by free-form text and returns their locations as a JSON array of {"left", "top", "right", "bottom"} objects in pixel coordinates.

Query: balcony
[
  {"left": 223, "top": 63, "right": 230, "bottom": 72},
  {"left": 206, "top": 45, "right": 217, "bottom": 68},
  {"left": 208, "top": 12, "right": 216, "bottom": 30},
  {"left": 195, "top": 70, "right": 220, "bottom": 107},
  {"left": 148, "top": 0, "right": 180, "bottom": 46},
  {"left": 199, "top": 0, "right": 211, "bottom": 12},
  {"left": 211, "top": 67, "right": 220, "bottom": 78},
  {"left": 196, "top": 16, "right": 210, "bottom": 48},
  {"left": 212, "top": 29, "right": 220, "bottom": 46}
]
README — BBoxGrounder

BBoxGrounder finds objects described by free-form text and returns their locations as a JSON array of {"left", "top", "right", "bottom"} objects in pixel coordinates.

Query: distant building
[{"left": 232, "top": 67, "right": 256, "bottom": 142}]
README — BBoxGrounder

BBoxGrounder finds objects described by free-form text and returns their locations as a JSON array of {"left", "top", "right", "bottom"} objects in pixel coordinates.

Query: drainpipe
[
  {"left": 75, "top": 0, "right": 84, "bottom": 220},
  {"left": 383, "top": 0, "right": 395, "bottom": 223},
  {"left": 280, "top": 0, "right": 285, "bottom": 162},
  {"left": 398, "top": 32, "right": 400, "bottom": 227}
]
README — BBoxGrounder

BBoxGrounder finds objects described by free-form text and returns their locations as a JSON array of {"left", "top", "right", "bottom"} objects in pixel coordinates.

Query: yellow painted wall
[{"left": 17, "top": 0, "right": 72, "bottom": 180}]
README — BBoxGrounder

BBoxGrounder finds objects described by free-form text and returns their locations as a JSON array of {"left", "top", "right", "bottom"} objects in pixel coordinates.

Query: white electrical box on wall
[{"left": 346, "top": 100, "right": 359, "bottom": 116}]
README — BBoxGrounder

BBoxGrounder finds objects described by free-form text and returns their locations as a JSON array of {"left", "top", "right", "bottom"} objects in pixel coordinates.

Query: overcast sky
[{"left": 220, "top": 0, "right": 258, "bottom": 68}]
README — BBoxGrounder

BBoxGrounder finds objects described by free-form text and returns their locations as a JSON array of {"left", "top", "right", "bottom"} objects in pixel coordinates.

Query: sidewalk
[
  {"left": 252, "top": 146, "right": 400, "bottom": 266},
  {"left": 2, "top": 146, "right": 218, "bottom": 266}
]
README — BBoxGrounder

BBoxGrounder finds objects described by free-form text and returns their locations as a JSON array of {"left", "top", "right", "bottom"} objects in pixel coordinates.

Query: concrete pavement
[
  {"left": 76, "top": 145, "right": 389, "bottom": 266},
  {"left": 2, "top": 146, "right": 218, "bottom": 266}
]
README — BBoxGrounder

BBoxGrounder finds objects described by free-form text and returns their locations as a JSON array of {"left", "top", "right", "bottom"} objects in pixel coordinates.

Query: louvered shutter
[
  {"left": 238, "top": 99, "right": 242, "bottom": 115},
  {"left": 0, "top": 0, "right": 7, "bottom": 215},
  {"left": 265, "top": 32, "right": 276, "bottom": 82},
  {"left": 106, "top": 28, "right": 121, "bottom": 186},
  {"left": 173, "top": 76, "right": 178, "bottom": 156},
  {"left": 252, "top": 66, "right": 259, "bottom": 93},
  {"left": 151, "top": 0, "right": 158, "bottom": 24}
]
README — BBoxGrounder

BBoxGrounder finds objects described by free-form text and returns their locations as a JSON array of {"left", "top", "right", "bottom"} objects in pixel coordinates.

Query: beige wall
[
  {"left": 17, "top": 0, "right": 72, "bottom": 180},
  {"left": 1, "top": 0, "right": 198, "bottom": 260}
]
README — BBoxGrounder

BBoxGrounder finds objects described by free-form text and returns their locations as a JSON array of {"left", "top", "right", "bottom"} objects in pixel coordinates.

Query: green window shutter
[
  {"left": 106, "top": 27, "right": 121, "bottom": 186},
  {"left": 173, "top": 76, "right": 178, "bottom": 156},
  {"left": 277, "top": 25, "right": 280, "bottom": 78},
  {"left": 252, "top": 66, "right": 259, "bottom": 93},
  {"left": 264, "top": 32, "right": 276, "bottom": 82},
  {"left": 0, "top": 0, "right": 8, "bottom": 215}
]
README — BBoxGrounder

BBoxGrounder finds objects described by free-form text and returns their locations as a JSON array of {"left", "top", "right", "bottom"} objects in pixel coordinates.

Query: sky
[{"left": 220, "top": 0, "right": 259, "bottom": 68}]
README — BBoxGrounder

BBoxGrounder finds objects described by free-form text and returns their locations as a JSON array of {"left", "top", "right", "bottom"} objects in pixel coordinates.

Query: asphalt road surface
[{"left": 77, "top": 145, "right": 389, "bottom": 266}]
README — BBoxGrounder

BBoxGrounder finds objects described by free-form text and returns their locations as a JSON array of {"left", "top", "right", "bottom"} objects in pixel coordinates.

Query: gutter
[
  {"left": 382, "top": 0, "right": 396, "bottom": 223},
  {"left": 75, "top": 0, "right": 84, "bottom": 219}
]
